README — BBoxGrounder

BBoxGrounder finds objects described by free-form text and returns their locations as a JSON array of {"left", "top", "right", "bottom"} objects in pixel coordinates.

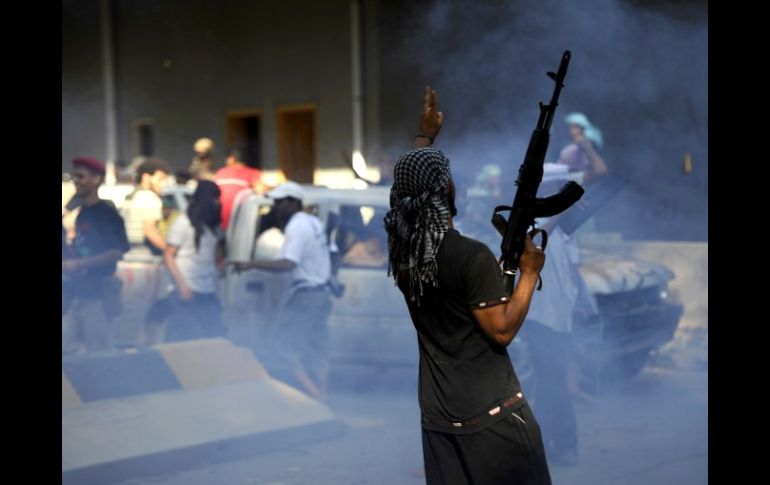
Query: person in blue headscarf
[{"left": 554, "top": 112, "right": 609, "bottom": 183}]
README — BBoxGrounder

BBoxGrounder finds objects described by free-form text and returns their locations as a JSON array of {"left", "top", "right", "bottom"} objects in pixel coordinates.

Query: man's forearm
[
  {"left": 579, "top": 141, "right": 609, "bottom": 181},
  {"left": 503, "top": 272, "right": 540, "bottom": 339},
  {"left": 415, "top": 86, "right": 443, "bottom": 148},
  {"left": 143, "top": 222, "right": 167, "bottom": 251},
  {"left": 145, "top": 232, "right": 167, "bottom": 251},
  {"left": 486, "top": 272, "right": 540, "bottom": 347},
  {"left": 163, "top": 247, "right": 188, "bottom": 292}
]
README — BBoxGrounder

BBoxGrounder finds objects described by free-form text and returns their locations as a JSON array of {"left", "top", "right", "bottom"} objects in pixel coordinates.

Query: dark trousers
[
  {"left": 422, "top": 404, "right": 552, "bottom": 485},
  {"left": 263, "top": 286, "right": 332, "bottom": 389},
  {"left": 165, "top": 291, "right": 226, "bottom": 342},
  {"left": 522, "top": 321, "right": 578, "bottom": 454}
]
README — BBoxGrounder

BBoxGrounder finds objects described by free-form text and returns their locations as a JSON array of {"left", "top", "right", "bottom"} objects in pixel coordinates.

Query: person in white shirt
[
  {"left": 232, "top": 181, "right": 332, "bottom": 400},
  {"left": 121, "top": 158, "right": 174, "bottom": 345},
  {"left": 122, "top": 158, "right": 170, "bottom": 254},
  {"left": 518, "top": 169, "right": 601, "bottom": 467},
  {"left": 163, "top": 180, "right": 227, "bottom": 341}
]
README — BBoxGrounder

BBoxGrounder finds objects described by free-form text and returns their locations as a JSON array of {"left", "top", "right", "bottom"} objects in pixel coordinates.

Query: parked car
[
  {"left": 224, "top": 185, "right": 683, "bottom": 392},
  {"left": 572, "top": 250, "right": 683, "bottom": 390},
  {"left": 223, "top": 186, "right": 409, "bottom": 387}
]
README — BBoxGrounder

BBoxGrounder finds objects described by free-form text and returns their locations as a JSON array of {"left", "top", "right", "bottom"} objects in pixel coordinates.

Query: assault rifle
[{"left": 491, "top": 50, "right": 585, "bottom": 293}]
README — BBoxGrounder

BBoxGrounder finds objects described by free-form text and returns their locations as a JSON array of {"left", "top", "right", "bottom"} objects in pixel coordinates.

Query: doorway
[
  {"left": 225, "top": 110, "right": 262, "bottom": 168},
  {"left": 133, "top": 119, "right": 154, "bottom": 156},
  {"left": 276, "top": 105, "right": 316, "bottom": 183}
]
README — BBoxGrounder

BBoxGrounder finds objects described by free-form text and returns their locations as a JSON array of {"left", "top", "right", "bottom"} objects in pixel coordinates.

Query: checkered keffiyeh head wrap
[{"left": 384, "top": 147, "right": 453, "bottom": 303}]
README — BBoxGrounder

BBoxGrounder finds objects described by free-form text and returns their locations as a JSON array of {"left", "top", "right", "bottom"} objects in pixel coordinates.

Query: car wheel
[
  {"left": 582, "top": 347, "right": 653, "bottom": 393},
  {"left": 612, "top": 348, "right": 653, "bottom": 380}
]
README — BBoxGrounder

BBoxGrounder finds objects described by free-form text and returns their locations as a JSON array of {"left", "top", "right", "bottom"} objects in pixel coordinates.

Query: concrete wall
[
  {"left": 62, "top": 0, "right": 106, "bottom": 168},
  {"left": 62, "top": 0, "right": 707, "bottom": 242},
  {"left": 113, "top": 0, "right": 352, "bottom": 172},
  {"left": 63, "top": 0, "right": 356, "bottom": 174}
]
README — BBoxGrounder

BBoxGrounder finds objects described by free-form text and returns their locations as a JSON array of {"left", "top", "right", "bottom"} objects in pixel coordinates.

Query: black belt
[
  {"left": 421, "top": 392, "right": 527, "bottom": 434},
  {"left": 291, "top": 281, "right": 329, "bottom": 292}
]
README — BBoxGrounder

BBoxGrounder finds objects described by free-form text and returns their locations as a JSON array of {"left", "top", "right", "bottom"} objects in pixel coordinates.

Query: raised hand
[{"left": 416, "top": 85, "right": 444, "bottom": 147}]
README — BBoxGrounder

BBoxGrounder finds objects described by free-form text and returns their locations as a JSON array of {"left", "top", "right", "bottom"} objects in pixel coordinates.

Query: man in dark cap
[
  {"left": 62, "top": 157, "right": 130, "bottom": 354},
  {"left": 384, "top": 87, "right": 551, "bottom": 484}
]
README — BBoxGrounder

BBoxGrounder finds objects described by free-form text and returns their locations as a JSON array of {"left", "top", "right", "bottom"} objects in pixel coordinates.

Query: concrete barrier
[{"left": 62, "top": 338, "right": 344, "bottom": 485}]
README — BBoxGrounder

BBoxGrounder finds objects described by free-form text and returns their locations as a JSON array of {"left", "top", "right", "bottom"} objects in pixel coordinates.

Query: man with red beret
[{"left": 62, "top": 157, "right": 130, "bottom": 354}]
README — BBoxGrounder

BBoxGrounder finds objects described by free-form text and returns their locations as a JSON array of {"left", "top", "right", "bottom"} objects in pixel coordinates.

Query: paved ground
[{"left": 108, "top": 364, "right": 707, "bottom": 485}]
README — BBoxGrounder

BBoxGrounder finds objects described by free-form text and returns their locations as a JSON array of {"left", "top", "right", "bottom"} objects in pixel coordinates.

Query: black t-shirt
[
  {"left": 398, "top": 228, "right": 522, "bottom": 434},
  {"left": 69, "top": 200, "right": 130, "bottom": 298}
]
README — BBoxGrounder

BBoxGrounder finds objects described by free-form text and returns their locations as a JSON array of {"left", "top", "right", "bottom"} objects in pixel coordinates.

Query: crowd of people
[
  {"left": 62, "top": 138, "right": 266, "bottom": 351},
  {"left": 63, "top": 87, "right": 611, "bottom": 481}
]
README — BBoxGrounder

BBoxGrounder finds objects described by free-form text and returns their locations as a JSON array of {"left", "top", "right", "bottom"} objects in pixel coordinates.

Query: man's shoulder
[
  {"left": 128, "top": 189, "right": 161, "bottom": 206},
  {"left": 239, "top": 166, "right": 261, "bottom": 175},
  {"left": 216, "top": 165, "right": 260, "bottom": 178},
  {"left": 84, "top": 199, "right": 120, "bottom": 218},
  {"left": 166, "top": 213, "right": 192, "bottom": 238},
  {"left": 286, "top": 211, "right": 322, "bottom": 234},
  {"left": 443, "top": 231, "right": 499, "bottom": 274},
  {"left": 291, "top": 211, "right": 321, "bottom": 224},
  {"left": 169, "top": 212, "right": 190, "bottom": 229},
  {"left": 79, "top": 201, "right": 126, "bottom": 237},
  {"left": 215, "top": 166, "right": 234, "bottom": 177},
  {"left": 447, "top": 229, "right": 491, "bottom": 254},
  {"left": 93, "top": 198, "right": 118, "bottom": 211}
]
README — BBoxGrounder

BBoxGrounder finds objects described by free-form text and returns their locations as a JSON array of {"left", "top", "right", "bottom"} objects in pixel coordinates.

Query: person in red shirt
[{"left": 214, "top": 144, "right": 264, "bottom": 231}]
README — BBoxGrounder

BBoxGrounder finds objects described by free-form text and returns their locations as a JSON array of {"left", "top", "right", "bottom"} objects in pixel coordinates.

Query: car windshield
[
  {"left": 250, "top": 201, "right": 388, "bottom": 269},
  {"left": 334, "top": 204, "right": 388, "bottom": 268}
]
